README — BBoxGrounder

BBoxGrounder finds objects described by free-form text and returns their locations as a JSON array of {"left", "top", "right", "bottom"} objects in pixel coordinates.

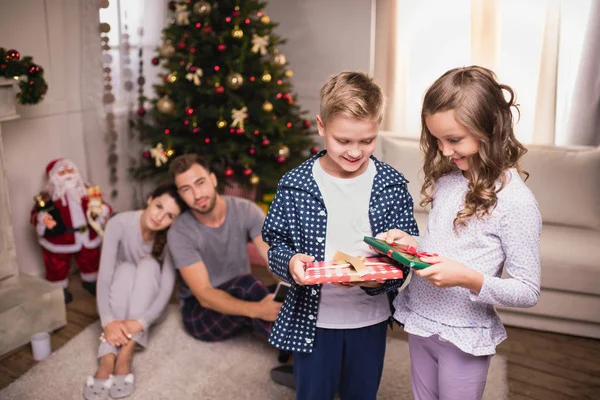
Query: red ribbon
[{"left": 388, "top": 243, "right": 437, "bottom": 259}]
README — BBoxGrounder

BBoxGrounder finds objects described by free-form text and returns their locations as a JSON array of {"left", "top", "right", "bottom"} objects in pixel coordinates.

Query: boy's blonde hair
[{"left": 319, "top": 71, "right": 386, "bottom": 126}]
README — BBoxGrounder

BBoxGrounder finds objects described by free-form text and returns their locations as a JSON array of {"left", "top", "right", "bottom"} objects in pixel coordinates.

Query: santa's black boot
[
  {"left": 82, "top": 280, "right": 97, "bottom": 296},
  {"left": 63, "top": 288, "right": 73, "bottom": 304}
]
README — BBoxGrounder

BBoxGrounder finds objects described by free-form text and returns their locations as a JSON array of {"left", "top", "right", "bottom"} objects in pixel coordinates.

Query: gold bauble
[
  {"left": 284, "top": 69, "right": 294, "bottom": 78},
  {"left": 167, "top": 72, "right": 178, "bottom": 83},
  {"left": 156, "top": 96, "right": 175, "bottom": 114},
  {"left": 166, "top": 149, "right": 175, "bottom": 157},
  {"left": 159, "top": 41, "right": 175, "bottom": 58},
  {"left": 270, "top": 52, "right": 286, "bottom": 68},
  {"left": 231, "top": 26, "right": 244, "bottom": 39},
  {"left": 278, "top": 145, "right": 290, "bottom": 158},
  {"left": 193, "top": 1, "right": 211, "bottom": 16},
  {"left": 250, "top": 174, "right": 260, "bottom": 185},
  {"left": 260, "top": 15, "right": 271, "bottom": 24},
  {"left": 217, "top": 118, "right": 227, "bottom": 129},
  {"left": 226, "top": 72, "right": 244, "bottom": 89},
  {"left": 261, "top": 72, "right": 272, "bottom": 82},
  {"left": 262, "top": 101, "right": 273, "bottom": 112}
]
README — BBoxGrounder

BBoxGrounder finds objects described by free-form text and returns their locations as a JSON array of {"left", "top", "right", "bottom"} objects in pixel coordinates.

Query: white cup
[{"left": 31, "top": 332, "right": 52, "bottom": 361}]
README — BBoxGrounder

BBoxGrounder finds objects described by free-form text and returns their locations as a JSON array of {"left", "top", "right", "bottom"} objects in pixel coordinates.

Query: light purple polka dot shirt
[{"left": 394, "top": 168, "right": 542, "bottom": 356}]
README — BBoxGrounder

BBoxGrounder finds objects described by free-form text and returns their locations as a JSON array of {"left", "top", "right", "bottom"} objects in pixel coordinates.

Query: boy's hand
[
  {"left": 254, "top": 294, "right": 283, "bottom": 321},
  {"left": 375, "top": 229, "right": 418, "bottom": 248},
  {"left": 289, "top": 253, "right": 315, "bottom": 285}
]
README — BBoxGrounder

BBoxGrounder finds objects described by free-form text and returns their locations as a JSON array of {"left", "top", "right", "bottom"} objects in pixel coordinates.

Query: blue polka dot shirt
[{"left": 261, "top": 151, "right": 419, "bottom": 353}]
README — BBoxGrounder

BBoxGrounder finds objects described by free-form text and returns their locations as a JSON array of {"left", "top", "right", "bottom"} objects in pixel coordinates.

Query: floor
[{"left": 1, "top": 270, "right": 599, "bottom": 399}]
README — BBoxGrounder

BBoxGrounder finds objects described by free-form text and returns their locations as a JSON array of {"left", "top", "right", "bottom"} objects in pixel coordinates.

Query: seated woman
[{"left": 84, "top": 183, "right": 187, "bottom": 400}]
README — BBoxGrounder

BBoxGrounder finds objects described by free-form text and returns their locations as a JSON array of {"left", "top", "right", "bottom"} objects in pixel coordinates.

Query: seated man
[{"left": 167, "top": 154, "right": 293, "bottom": 387}]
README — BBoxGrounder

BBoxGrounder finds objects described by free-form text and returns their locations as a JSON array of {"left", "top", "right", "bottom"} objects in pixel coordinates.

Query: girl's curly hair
[{"left": 420, "top": 66, "right": 528, "bottom": 230}]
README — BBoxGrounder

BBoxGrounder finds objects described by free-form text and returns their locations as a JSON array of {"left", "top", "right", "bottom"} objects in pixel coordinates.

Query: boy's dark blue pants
[{"left": 293, "top": 320, "right": 388, "bottom": 400}]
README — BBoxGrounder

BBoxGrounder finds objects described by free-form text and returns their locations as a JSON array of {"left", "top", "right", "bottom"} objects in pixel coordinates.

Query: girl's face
[
  {"left": 425, "top": 109, "right": 480, "bottom": 173},
  {"left": 143, "top": 193, "right": 181, "bottom": 232}
]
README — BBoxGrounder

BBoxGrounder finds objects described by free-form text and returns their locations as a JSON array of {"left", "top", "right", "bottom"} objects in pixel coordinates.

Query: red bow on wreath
[{"left": 389, "top": 243, "right": 438, "bottom": 259}]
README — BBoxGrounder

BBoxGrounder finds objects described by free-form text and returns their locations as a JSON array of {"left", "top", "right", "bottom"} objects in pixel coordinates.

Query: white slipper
[
  {"left": 83, "top": 374, "right": 113, "bottom": 400},
  {"left": 109, "top": 373, "right": 135, "bottom": 398}
]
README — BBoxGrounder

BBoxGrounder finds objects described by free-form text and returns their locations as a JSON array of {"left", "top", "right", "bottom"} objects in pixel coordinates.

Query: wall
[{"left": 0, "top": 0, "right": 375, "bottom": 277}]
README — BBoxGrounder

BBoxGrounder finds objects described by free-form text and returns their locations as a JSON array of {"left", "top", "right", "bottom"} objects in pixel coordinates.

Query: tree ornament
[
  {"left": 28, "top": 65, "right": 40, "bottom": 76},
  {"left": 243, "top": 167, "right": 253, "bottom": 176},
  {"left": 168, "top": 1, "right": 176, "bottom": 11},
  {"left": 285, "top": 69, "right": 294, "bottom": 78},
  {"left": 226, "top": 72, "right": 244, "bottom": 89},
  {"left": 250, "top": 174, "right": 260, "bottom": 185},
  {"left": 303, "top": 120, "right": 312, "bottom": 129},
  {"left": 261, "top": 137, "right": 270, "bottom": 146},
  {"left": 232, "top": 5, "right": 241, "bottom": 17},
  {"left": 150, "top": 143, "right": 168, "bottom": 167},
  {"left": 151, "top": 57, "right": 160, "bottom": 65},
  {"left": 261, "top": 72, "right": 272, "bottom": 82},
  {"left": 270, "top": 51, "right": 286, "bottom": 68},
  {"left": 137, "top": 107, "right": 146, "bottom": 116},
  {"left": 311, "top": 146, "right": 319, "bottom": 155},
  {"left": 159, "top": 41, "right": 175, "bottom": 58},
  {"left": 278, "top": 145, "right": 290, "bottom": 158},
  {"left": 217, "top": 42, "right": 227, "bottom": 52},
  {"left": 215, "top": 85, "right": 225, "bottom": 94},
  {"left": 251, "top": 34, "right": 269, "bottom": 55},
  {"left": 231, "top": 106, "right": 248, "bottom": 128},
  {"left": 260, "top": 15, "right": 271, "bottom": 24},
  {"left": 249, "top": 147, "right": 256, "bottom": 155},
  {"left": 231, "top": 26, "right": 244, "bottom": 39},
  {"left": 217, "top": 118, "right": 227, "bottom": 129},
  {"left": 224, "top": 167, "right": 234, "bottom": 177},
  {"left": 185, "top": 106, "right": 194, "bottom": 115},
  {"left": 276, "top": 156, "right": 286, "bottom": 163},
  {"left": 167, "top": 72, "right": 178, "bottom": 83},
  {"left": 262, "top": 101, "right": 273, "bottom": 112},
  {"left": 193, "top": 1, "right": 211, "bottom": 16},
  {"left": 156, "top": 96, "right": 175, "bottom": 114},
  {"left": 5, "top": 49, "right": 20, "bottom": 61},
  {"left": 186, "top": 66, "right": 203, "bottom": 85},
  {"left": 177, "top": 41, "right": 186, "bottom": 49},
  {"left": 175, "top": 3, "right": 191, "bottom": 25}
]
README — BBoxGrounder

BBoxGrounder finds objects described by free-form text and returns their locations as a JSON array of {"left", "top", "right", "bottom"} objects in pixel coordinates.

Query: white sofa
[{"left": 377, "top": 134, "right": 600, "bottom": 339}]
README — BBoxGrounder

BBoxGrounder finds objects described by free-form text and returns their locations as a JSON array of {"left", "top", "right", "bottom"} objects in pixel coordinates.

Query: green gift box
[{"left": 363, "top": 236, "right": 435, "bottom": 269}]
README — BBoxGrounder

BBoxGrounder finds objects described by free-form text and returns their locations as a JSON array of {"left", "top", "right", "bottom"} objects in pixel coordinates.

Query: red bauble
[
  {"left": 162, "top": 76, "right": 169, "bottom": 83},
  {"left": 249, "top": 147, "right": 256, "bottom": 155},
  {"left": 184, "top": 120, "right": 190, "bottom": 125},
  {"left": 217, "top": 43, "right": 226, "bottom": 52},
  {"left": 232, "top": 10, "right": 241, "bottom": 17},
  {"left": 168, "top": 1, "right": 176, "bottom": 10},
  {"left": 243, "top": 168, "right": 252, "bottom": 176},
  {"left": 190, "top": 47, "right": 197, "bottom": 53},
  {"left": 245, "top": 18, "right": 251, "bottom": 24},
  {"left": 185, "top": 107, "right": 194, "bottom": 115},
  {"left": 6, "top": 49, "right": 20, "bottom": 61},
  {"left": 151, "top": 57, "right": 160, "bottom": 65},
  {"left": 204, "top": 138, "right": 211, "bottom": 143},
  {"left": 137, "top": 108, "right": 146, "bottom": 116},
  {"left": 276, "top": 156, "right": 286, "bottom": 163},
  {"left": 195, "top": 22, "right": 202, "bottom": 28},
  {"left": 214, "top": 65, "right": 220, "bottom": 71},
  {"left": 311, "top": 146, "right": 319, "bottom": 155},
  {"left": 230, "top": 128, "right": 235, "bottom": 134},
  {"left": 249, "top": 76, "right": 255, "bottom": 82},
  {"left": 164, "top": 128, "right": 171, "bottom": 134},
  {"left": 215, "top": 86, "right": 225, "bottom": 94},
  {"left": 204, "top": 26, "right": 212, "bottom": 34},
  {"left": 192, "top": 127, "right": 200, "bottom": 133},
  {"left": 143, "top": 151, "right": 150, "bottom": 158},
  {"left": 189, "top": 65, "right": 197, "bottom": 73},
  {"left": 177, "top": 41, "right": 186, "bottom": 49},
  {"left": 28, "top": 65, "right": 40, "bottom": 75},
  {"left": 236, "top": 128, "right": 245, "bottom": 134},
  {"left": 224, "top": 168, "right": 234, "bottom": 177},
  {"left": 253, "top": 130, "right": 259, "bottom": 136},
  {"left": 261, "top": 138, "right": 270, "bottom": 146},
  {"left": 286, "top": 122, "right": 292, "bottom": 128},
  {"left": 303, "top": 120, "right": 312, "bottom": 129},
  {"left": 0, "top": 64, "right": 6, "bottom": 69},
  {"left": 225, "top": 17, "right": 232, "bottom": 23}
]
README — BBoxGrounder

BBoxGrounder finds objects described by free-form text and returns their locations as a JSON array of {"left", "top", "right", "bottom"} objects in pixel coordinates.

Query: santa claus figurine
[{"left": 31, "top": 158, "right": 112, "bottom": 303}]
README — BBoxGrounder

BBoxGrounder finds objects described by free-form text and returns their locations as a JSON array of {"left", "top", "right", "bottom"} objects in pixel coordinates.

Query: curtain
[{"left": 375, "top": 0, "right": 592, "bottom": 145}]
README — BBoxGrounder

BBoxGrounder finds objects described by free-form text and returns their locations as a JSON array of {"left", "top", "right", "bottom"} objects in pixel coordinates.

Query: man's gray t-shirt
[{"left": 167, "top": 196, "right": 265, "bottom": 299}]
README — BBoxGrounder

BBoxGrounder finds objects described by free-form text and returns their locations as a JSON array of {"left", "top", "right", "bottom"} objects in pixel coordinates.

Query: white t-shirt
[{"left": 312, "top": 158, "right": 391, "bottom": 329}]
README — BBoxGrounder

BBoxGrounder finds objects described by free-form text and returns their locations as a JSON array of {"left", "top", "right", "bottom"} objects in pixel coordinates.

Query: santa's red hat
[{"left": 46, "top": 158, "right": 75, "bottom": 178}]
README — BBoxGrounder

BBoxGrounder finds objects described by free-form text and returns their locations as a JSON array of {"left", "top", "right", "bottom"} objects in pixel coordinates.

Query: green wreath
[{"left": 0, "top": 47, "right": 48, "bottom": 105}]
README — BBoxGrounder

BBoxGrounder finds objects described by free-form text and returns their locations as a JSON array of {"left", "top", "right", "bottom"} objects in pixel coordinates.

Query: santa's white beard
[{"left": 47, "top": 174, "right": 87, "bottom": 204}]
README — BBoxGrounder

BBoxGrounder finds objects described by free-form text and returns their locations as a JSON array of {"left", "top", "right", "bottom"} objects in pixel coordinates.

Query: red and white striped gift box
[{"left": 304, "top": 257, "right": 404, "bottom": 284}]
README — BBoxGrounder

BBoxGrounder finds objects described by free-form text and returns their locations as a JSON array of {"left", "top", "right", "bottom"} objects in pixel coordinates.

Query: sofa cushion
[
  {"left": 521, "top": 144, "right": 600, "bottom": 231},
  {"left": 414, "top": 211, "right": 600, "bottom": 297}
]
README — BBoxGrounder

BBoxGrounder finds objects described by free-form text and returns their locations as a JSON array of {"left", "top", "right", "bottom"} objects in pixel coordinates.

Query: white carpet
[{"left": 1, "top": 305, "right": 507, "bottom": 399}]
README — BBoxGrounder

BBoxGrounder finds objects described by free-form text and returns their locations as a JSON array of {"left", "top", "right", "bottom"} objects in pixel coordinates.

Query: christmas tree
[{"left": 132, "top": 0, "right": 318, "bottom": 190}]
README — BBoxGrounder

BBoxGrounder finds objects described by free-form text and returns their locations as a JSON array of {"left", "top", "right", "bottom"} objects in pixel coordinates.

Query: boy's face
[{"left": 317, "top": 114, "right": 378, "bottom": 178}]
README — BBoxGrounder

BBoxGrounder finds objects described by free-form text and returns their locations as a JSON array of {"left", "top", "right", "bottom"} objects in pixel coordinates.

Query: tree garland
[{"left": 0, "top": 47, "right": 48, "bottom": 105}]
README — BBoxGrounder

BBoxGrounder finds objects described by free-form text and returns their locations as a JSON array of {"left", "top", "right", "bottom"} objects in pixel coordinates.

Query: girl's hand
[
  {"left": 122, "top": 319, "right": 144, "bottom": 337},
  {"left": 416, "top": 256, "right": 484, "bottom": 293},
  {"left": 103, "top": 320, "right": 130, "bottom": 347},
  {"left": 375, "top": 229, "right": 418, "bottom": 248},
  {"left": 289, "top": 253, "right": 315, "bottom": 285}
]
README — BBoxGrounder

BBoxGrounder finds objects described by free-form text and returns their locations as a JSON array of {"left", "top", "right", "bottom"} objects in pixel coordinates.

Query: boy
[{"left": 262, "top": 71, "right": 419, "bottom": 399}]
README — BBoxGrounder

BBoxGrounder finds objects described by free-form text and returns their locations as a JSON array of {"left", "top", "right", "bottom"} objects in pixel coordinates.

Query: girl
[
  {"left": 84, "top": 184, "right": 187, "bottom": 400},
  {"left": 382, "top": 66, "right": 542, "bottom": 400}
]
